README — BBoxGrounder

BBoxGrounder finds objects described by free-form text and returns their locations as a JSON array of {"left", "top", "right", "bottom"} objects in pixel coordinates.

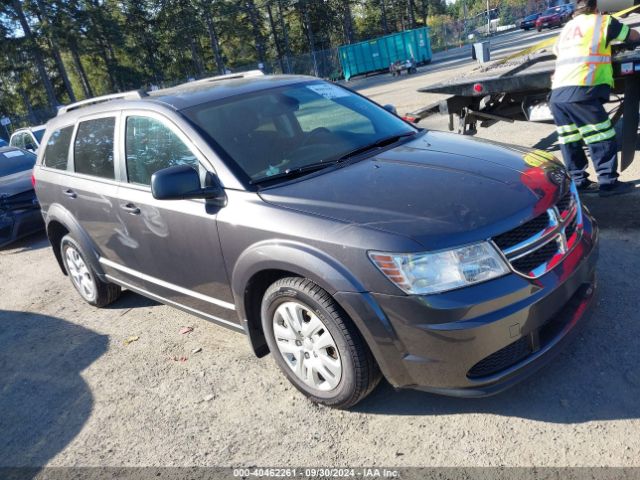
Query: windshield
[
  {"left": 183, "top": 81, "right": 416, "bottom": 183},
  {"left": 543, "top": 7, "right": 561, "bottom": 14},
  {"left": 525, "top": 14, "right": 539, "bottom": 20},
  {"left": 0, "top": 149, "right": 36, "bottom": 177}
]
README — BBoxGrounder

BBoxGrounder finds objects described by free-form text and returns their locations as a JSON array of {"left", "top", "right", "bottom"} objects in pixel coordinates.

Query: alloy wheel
[{"left": 272, "top": 301, "right": 342, "bottom": 391}]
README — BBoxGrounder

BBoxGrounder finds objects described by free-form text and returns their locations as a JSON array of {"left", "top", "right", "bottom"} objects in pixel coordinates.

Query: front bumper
[
  {"left": 336, "top": 209, "right": 599, "bottom": 397},
  {"left": 0, "top": 207, "right": 44, "bottom": 248}
]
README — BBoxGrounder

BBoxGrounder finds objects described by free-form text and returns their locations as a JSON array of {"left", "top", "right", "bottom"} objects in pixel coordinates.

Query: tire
[
  {"left": 261, "top": 277, "right": 381, "bottom": 409},
  {"left": 537, "top": 27, "right": 542, "bottom": 32},
  {"left": 60, "top": 234, "right": 121, "bottom": 307}
]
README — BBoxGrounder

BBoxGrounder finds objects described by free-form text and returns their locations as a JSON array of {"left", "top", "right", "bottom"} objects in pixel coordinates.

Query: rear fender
[{"left": 45, "top": 203, "right": 105, "bottom": 279}]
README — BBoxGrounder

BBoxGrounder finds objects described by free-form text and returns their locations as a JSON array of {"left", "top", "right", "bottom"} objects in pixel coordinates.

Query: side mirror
[
  {"left": 383, "top": 104, "right": 398, "bottom": 115},
  {"left": 151, "top": 165, "right": 226, "bottom": 205},
  {"left": 25, "top": 143, "right": 36, "bottom": 152}
]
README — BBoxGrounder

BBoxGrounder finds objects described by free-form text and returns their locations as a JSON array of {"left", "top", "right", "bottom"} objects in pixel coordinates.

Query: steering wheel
[{"left": 300, "top": 127, "right": 333, "bottom": 147}]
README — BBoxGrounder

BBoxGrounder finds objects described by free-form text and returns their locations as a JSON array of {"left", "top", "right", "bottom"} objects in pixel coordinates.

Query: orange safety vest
[{"left": 552, "top": 14, "right": 624, "bottom": 89}]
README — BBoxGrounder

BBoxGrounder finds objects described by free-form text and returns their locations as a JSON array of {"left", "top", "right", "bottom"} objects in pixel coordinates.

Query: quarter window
[
  {"left": 125, "top": 116, "right": 199, "bottom": 186},
  {"left": 43, "top": 126, "right": 74, "bottom": 170},
  {"left": 73, "top": 117, "right": 116, "bottom": 179}
]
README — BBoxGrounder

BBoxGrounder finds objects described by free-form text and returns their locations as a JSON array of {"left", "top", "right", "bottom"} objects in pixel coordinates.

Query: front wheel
[{"left": 262, "top": 277, "right": 381, "bottom": 409}]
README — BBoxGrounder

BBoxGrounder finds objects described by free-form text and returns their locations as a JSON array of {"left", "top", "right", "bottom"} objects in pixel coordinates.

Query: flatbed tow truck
[{"left": 410, "top": 5, "right": 640, "bottom": 170}]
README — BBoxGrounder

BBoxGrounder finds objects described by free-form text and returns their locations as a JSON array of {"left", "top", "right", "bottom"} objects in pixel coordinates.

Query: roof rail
[
  {"left": 186, "top": 70, "right": 264, "bottom": 85},
  {"left": 57, "top": 90, "right": 148, "bottom": 116}
]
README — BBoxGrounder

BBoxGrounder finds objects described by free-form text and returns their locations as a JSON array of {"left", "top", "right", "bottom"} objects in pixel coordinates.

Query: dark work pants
[{"left": 549, "top": 96, "right": 619, "bottom": 186}]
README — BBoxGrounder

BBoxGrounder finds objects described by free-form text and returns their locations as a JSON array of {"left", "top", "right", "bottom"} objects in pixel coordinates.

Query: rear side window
[
  {"left": 43, "top": 126, "right": 73, "bottom": 170},
  {"left": 125, "top": 116, "right": 198, "bottom": 186},
  {"left": 74, "top": 117, "right": 116, "bottom": 179}
]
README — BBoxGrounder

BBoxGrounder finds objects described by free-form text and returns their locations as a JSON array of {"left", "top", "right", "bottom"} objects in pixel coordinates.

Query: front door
[{"left": 104, "top": 113, "right": 236, "bottom": 326}]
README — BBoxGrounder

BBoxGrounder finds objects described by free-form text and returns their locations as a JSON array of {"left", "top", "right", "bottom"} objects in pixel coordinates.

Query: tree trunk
[
  {"left": 12, "top": 0, "right": 58, "bottom": 110},
  {"left": 33, "top": 0, "right": 76, "bottom": 102},
  {"left": 407, "top": 0, "right": 416, "bottom": 29},
  {"left": 49, "top": 40, "right": 76, "bottom": 102},
  {"left": 19, "top": 88, "right": 37, "bottom": 125},
  {"left": 246, "top": 0, "right": 266, "bottom": 68},
  {"left": 266, "top": 3, "right": 285, "bottom": 73},
  {"left": 380, "top": 0, "right": 389, "bottom": 33},
  {"left": 190, "top": 38, "right": 204, "bottom": 77},
  {"left": 277, "top": 0, "right": 292, "bottom": 73},
  {"left": 204, "top": 9, "right": 225, "bottom": 74},
  {"left": 69, "top": 42, "right": 94, "bottom": 98},
  {"left": 342, "top": 0, "right": 355, "bottom": 44}
]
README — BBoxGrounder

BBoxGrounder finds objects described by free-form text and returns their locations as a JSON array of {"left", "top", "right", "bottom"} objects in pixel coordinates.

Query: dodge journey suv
[{"left": 33, "top": 72, "right": 598, "bottom": 408}]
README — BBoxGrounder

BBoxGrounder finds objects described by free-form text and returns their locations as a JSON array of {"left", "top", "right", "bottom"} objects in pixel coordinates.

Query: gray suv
[{"left": 33, "top": 73, "right": 598, "bottom": 408}]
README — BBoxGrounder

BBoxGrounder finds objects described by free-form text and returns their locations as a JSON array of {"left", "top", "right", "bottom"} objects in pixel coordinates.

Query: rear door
[
  {"left": 105, "top": 112, "right": 236, "bottom": 325},
  {"left": 64, "top": 113, "right": 123, "bottom": 262}
]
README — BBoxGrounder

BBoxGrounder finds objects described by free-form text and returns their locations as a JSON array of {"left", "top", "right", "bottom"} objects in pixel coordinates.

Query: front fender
[
  {"left": 231, "top": 240, "right": 403, "bottom": 373},
  {"left": 231, "top": 240, "right": 366, "bottom": 307},
  {"left": 45, "top": 203, "right": 106, "bottom": 280}
]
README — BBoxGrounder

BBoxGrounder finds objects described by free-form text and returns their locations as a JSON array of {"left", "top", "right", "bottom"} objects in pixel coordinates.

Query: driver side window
[{"left": 125, "top": 116, "right": 199, "bottom": 186}]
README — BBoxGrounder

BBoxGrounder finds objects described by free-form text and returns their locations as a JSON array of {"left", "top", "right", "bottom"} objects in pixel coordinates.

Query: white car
[{"left": 9, "top": 125, "right": 46, "bottom": 153}]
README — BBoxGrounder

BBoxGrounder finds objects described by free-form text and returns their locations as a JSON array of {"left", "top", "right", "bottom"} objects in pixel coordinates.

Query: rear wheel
[
  {"left": 61, "top": 234, "right": 121, "bottom": 307},
  {"left": 262, "top": 277, "right": 381, "bottom": 409}
]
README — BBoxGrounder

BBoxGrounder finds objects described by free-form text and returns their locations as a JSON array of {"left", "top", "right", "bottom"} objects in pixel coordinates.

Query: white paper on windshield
[
  {"left": 307, "top": 84, "right": 349, "bottom": 99},
  {"left": 3, "top": 150, "right": 23, "bottom": 158}
]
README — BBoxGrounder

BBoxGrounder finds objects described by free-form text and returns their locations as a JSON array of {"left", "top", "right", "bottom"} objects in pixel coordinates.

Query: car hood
[
  {"left": 0, "top": 170, "right": 34, "bottom": 199},
  {"left": 259, "top": 130, "right": 570, "bottom": 251}
]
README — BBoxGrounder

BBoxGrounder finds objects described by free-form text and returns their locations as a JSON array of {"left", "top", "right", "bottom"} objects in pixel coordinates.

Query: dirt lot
[{"left": 2, "top": 30, "right": 640, "bottom": 469}]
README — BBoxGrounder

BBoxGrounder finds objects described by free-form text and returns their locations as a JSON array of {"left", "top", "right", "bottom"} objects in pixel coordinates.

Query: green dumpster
[{"left": 338, "top": 27, "right": 432, "bottom": 81}]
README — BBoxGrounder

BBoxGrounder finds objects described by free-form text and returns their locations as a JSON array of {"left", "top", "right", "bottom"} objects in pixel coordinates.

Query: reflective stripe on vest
[{"left": 552, "top": 14, "right": 614, "bottom": 89}]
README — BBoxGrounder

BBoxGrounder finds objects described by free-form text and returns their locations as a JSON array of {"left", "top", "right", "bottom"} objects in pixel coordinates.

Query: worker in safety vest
[{"left": 550, "top": 0, "right": 640, "bottom": 197}]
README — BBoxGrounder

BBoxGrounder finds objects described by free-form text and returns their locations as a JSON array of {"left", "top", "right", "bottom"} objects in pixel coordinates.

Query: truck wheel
[
  {"left": 261, "top": 277, "right": 381, "bottom": 409},
  {"left": 60, "top": 234, "right": 121, "bottom": 307}
]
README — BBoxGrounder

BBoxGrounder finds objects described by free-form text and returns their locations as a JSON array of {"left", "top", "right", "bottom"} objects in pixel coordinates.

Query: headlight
[{"left": 369, "top": 242, "right": 510, "bottom": 295}]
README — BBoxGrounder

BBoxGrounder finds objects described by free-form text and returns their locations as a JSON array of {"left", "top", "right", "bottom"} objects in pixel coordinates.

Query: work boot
[
  {"left": 599, "top": 181, "right": 635, "bottom": 197},
  {"left": 576, "top": 180, "right": 599, "bottom": 194}
]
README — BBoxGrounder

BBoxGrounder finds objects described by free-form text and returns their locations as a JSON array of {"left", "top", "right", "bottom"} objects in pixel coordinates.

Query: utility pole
[{"left": 486, "top": 0, "right": 491, "bottom": 36}]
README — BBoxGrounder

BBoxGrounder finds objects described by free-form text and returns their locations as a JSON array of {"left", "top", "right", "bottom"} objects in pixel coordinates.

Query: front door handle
[
  {"left": 121, "top": 203, "right": 141, "bottom": 215},
  {"left": 63, "top": 189, "right": 77, "bottom": 199}
]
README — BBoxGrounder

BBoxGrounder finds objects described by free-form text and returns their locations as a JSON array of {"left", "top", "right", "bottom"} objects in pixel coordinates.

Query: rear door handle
[
  {"left": 121, "top": 203, "right": 141, "bottom": 215},
  {"left": 63, "top": 189, "right": 77, "bottom": 199}
]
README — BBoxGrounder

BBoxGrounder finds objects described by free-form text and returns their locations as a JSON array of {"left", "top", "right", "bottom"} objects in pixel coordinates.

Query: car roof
[
  {"left": 12, "top": 125, "right": 45, "bottom": 134},
  {"left": 48, "top": 74, "right": 316, "bottom": 130},
  {"left": 148, "top": 74, "right": 315, "bottom": 110}
]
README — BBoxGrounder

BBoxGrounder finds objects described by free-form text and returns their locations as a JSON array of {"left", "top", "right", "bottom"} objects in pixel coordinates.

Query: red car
[{"left": 535, "top": 6, "right": 570, "bottom": 31}]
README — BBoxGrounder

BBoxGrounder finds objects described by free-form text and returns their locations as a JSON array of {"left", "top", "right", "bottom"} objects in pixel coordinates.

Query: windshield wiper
[
  {"left": 336, "top": 131, "right": 417, "bottom": 162},
  {"left": 250, "top": 161, "right": 339, "bottom": 185},
  {"left": 250, "top": 130, "right": 418, "bottom": 186}
]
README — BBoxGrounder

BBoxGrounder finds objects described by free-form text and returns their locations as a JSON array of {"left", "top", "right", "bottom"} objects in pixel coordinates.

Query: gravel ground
[{"left": 1, "top": 28, "right": 640, "bottom": 469}]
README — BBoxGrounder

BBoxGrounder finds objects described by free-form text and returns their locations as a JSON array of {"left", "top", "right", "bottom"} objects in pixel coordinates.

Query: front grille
[
  {"left": 565, "top": 215, "right": 578, "bottom": 240},
  {"left": 556, "top": 191, "right": 573, "bottom": 216},
  {"left": 492, "top": 188, "right": 582, "bottom": 278},
  {"left": 467, "top": 336, "right": 532, "bottom": 378},
  {"left": 511, "top": 239, "right": 559, "bottom": 274},
  {"left": 493, "top": 213, "right": 550, "bottom": 250}
]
